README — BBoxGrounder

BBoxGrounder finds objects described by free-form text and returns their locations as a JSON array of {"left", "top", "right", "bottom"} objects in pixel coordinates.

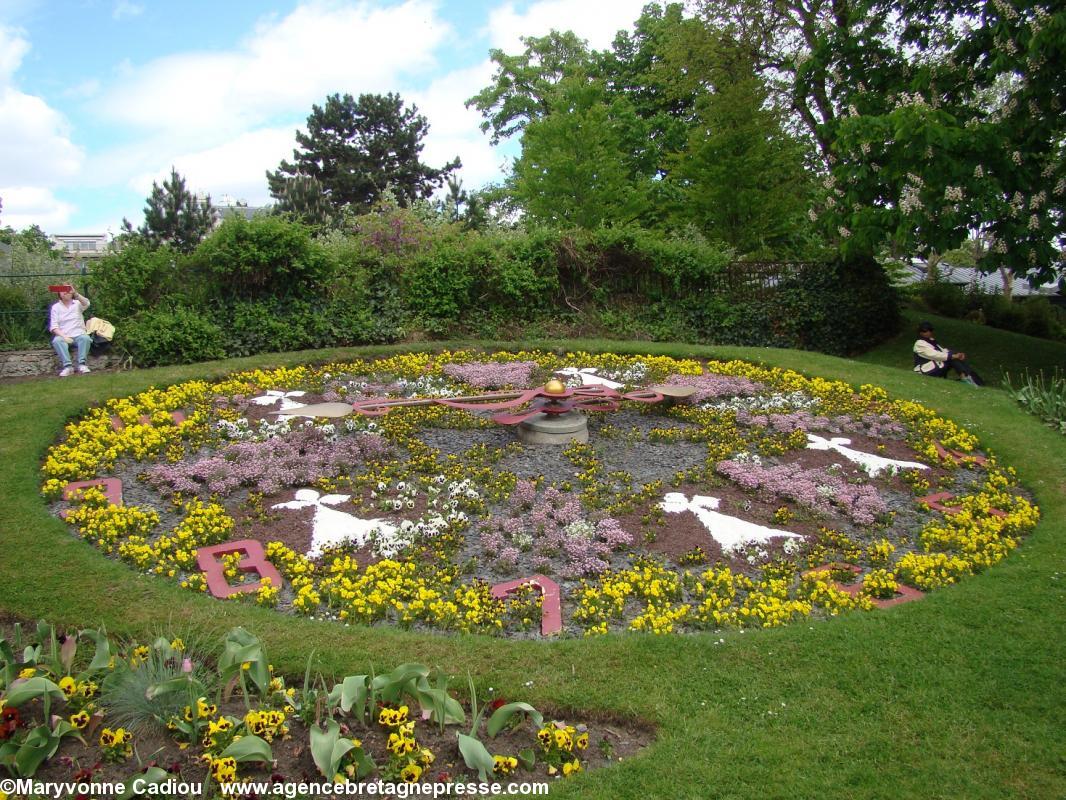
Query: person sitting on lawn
[
  {"left": 49, "top": 286, "right": 92, "bottom": 377},
  {"left": 913, "top": 320, "right": 985, "bottom": 386}
]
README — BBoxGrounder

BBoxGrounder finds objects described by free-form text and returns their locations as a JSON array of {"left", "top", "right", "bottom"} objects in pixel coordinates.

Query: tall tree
[
  {"left": 267, "top": 93, "right": 459, "bottom": 214},
  {"left": 805, "top": 0, "right": 1066, "bottom": 283},
  {"left": 599, "top": 3, "right": 696, "bottom": 177},
  {"left": 272, "top": 173, "right": 334, "bottom": 229},
  {"left": 0, "top": 223, "right": 57, "bottom": 255},
  {"left": 123, "top": 167, "right": 216, "bottom": 254},
  {"left": 466, "top": 31, "right": 593, "bottom": 145},
  {"left": 670, "top": 71, "right": 813, "bottom": 254},
  {"left": 509, "top": 76, "right": 655, "bottom": 229}
]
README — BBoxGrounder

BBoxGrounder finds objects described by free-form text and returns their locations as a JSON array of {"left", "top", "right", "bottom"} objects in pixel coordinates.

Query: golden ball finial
[{"left": 543, "top": 379, "right": 567, "bottom": 395}]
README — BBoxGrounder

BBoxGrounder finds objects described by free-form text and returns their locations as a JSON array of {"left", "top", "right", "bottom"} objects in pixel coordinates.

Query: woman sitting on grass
[{"left": 913, "top": 320, "right": 985, "bottom": 386}]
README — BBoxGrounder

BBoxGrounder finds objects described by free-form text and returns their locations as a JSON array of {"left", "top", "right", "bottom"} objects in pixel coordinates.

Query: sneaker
[
  {"left": 59, "top": 366, "right": 73, "bottom": 377},
  {"left": 77, "top": 364, "right": 91, "bottom": 374},
  {"left": 960, "top": 374, "right": 978, "bottom": 387}
]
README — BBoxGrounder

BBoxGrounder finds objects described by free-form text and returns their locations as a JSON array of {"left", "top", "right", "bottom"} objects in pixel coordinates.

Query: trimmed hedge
[{"left": 95, "top": 218, "right": 900, "bottom": 366}]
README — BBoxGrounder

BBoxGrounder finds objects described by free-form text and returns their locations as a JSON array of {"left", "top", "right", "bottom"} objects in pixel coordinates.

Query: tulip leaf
[
  {"left": 487, "top": 702, "right": 543, "bottom": 738},
  {"left": 457, "top": 732, "right": 496, "bottom": 783},
  {"left": 222, "top": 734, "right": 273, "bottom": 763}
]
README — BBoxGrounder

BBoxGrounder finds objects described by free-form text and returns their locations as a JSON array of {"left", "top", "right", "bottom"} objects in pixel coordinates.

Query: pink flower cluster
[
  {"left": 442, "top": 361, "right": 538, "bottom": 389},
  {"left": 663, "top": 373, "right": 762, "bottom": 402},
  {"left": 479, "top": 484, "right": 633, "bottom": 578},
  {"left": 147, "top": 428, "right": 390, "bottom": 496},
  {"left": 734, "top": 410, "right": 908, "bottom": 438},
  {"left": 715, "top": 459, "right": 888, "bottom": 525},
  {"left": 735, "top": 410, "right": 833, "bottom": 433}
]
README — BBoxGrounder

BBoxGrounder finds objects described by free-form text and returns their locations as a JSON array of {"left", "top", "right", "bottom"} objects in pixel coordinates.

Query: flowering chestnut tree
[{"left": 805, "top": 0, "right": 1065, "bottom": 283}]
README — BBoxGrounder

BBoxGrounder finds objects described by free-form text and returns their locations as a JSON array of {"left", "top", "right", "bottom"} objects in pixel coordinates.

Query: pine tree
[
  {"left": 125, "top": 167, "right": 216, "bottom": 253},
  {"left": 267, "top": 93, "right": 459, "bottom": 215},
  {"left": 273, "top": 174, "right": 334, "bottom": 228}
]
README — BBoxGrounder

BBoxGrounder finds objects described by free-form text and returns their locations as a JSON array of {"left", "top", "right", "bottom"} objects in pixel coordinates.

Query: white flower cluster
[
  {"left": 395, "top": 374, "right": 461, "bottom": 398},
  {"left": 991, "top": 0, "right": 1019, "bottom": 20},
  {"left": 706, "top": 391, "right": 821, "bottom": 414},
  {"left": 343, "top": 418, "right": 381, "bottom": 435},
  {"left": 893, "top": 92, "right": 929, "bottom": 109},
  {"left": 372, "top": 479, "right": 419, "bottom": 512},
  {"left": 214, "top": 416, "right": 292, "bottom": 442},
  {"left": 564, "top": 520, "right": 597, "bottom": 541},
  {"left": 368, "top": 475, "right": 475, "bottom": 558},
  {"left": 730, "top": 451, "right": 764, "bottom": 467},
  {"left": 599, "top": 362, "right": 648, "bottom": 385},
  {"left": 722, "top": 539, "right": 771, "bottom": 564},
  {"left": 944, "top": 186, "right": 964, "bottom": 202},
  {"left": 899, "top": 182, "right": 924, "bottom": 215}
]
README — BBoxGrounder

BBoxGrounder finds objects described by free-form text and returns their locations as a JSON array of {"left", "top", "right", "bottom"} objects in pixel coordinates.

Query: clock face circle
[{"left": 45, "top": 351, "right": 1037, "bottom": 636}]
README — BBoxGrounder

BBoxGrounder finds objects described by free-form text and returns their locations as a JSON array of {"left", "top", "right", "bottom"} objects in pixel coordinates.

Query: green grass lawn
[
  {"left": 856, "top": 306, "right": 1066, "bottom": 387},
  {"left": 1, "top": 340, "right": 1064, "bottom": 799}
]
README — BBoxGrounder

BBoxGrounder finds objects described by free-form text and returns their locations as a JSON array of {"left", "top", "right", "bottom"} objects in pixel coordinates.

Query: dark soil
[{"left": 17, "top": 687, "right": 652, "bottom": 797}]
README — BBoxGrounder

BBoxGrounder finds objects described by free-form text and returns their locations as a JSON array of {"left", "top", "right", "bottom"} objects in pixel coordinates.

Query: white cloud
[
  {"left": 0, "top": 186, "right": 74, "bottom": 229},
  {"left": 97, "top": 0, "right": 451, "bottom": 141},
  {"left": 408, "top": 60, "right": 507, "bottom": 189},
  {"left": 0, "top": 25, "right": 84, "bottom": 227},
  {"left": 0, "top": 24, "right": 30, "bottom": 81},
  {"left": 112, "top": 1, "right": 143, "bottom": 21},
  {"left": 62, "top": 78, "right": 101, "bottom": 99},
  {"left": 128, "top": 127, "right": 298, "bottom": 207},
  {"left": 0, "top": 88, "right": 83, "bottom": 184},
  {"left": 487, "top": 0, "right": 650, "bottom": 52}
]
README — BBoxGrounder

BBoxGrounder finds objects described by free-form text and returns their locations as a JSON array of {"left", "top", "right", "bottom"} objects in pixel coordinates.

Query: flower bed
[
  {"left": 1, "top": 622, "right": 648, "bottom": 793},
  {"left": 41, "top": 351, "right": 1039, "bottom": 636}
]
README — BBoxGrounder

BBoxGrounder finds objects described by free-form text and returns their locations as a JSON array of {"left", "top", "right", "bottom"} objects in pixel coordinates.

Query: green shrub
[
  {"left": 190, "top": 215, "right": 333, "bottom": 302},
  {"left": 0, "top": 282, "right": 42, "bottom": 346},
  {"left": 219, "top": 298, "right": 390, "bottom": 358},
  {"left": 1019, "top": 297, "right": 1066, "bottom": 340},
  {"left": 919, "top": 280, "right": 969, "bottom": 318},
  {"left": 711, "top": 257, "right": 900, "bottom": 355},
  {"left": 123, "top": 307, "right": 225, "bottom": 367},
  {"left": 89, "top": 241, "right": 181, "bottom": 320},
  {"left": 403, "top": 239, "right": 482, "bottom": 328},
  {"left": 223, "top": 300, "right": 306, "bottom": 358}
]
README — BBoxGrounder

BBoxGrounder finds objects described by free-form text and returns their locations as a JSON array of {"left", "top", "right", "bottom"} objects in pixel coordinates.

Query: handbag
[{"left": 85, "top": 317, "right": 116, "bottom": 341}]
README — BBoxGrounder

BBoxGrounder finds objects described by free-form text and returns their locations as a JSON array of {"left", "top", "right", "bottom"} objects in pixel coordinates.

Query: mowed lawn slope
[
  {"left": 856, "top": 306, "right": 1066, "bottom": 387},
  {"left": 0, "top": 339, "right": 1063, "bottom": 800}
]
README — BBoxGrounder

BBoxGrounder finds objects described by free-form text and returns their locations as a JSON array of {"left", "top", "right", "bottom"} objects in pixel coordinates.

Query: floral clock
[{"left": 42, "top": 351, "right": 1039, "bottom": 637}]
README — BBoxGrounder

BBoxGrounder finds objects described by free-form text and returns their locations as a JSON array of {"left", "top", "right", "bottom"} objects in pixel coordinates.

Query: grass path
[{"left": 0, "top": 341, "right": 1063, "bottom": 799}]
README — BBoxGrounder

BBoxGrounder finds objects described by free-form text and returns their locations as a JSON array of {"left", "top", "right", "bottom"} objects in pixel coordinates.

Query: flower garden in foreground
[{"left": 41, "top": 350, "right": 1040, "bottom": 638}]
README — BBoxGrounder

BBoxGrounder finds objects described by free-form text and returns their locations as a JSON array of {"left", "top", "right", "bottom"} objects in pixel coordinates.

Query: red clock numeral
[
  {"left": 195, "top": 539, "right": 284, "bottom": 599},
  {"left": 490, "top": 574, "right": 563, "bottom": 636}
]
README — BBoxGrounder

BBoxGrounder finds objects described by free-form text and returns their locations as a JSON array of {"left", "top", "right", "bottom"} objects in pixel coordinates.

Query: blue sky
[{"left": 0, "top": 0, "right": 650, "bottom": 234}]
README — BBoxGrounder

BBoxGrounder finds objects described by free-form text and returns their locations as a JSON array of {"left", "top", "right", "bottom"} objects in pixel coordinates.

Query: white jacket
[{"left": 913, "top": 338, "right": 950, "bottom": 374}]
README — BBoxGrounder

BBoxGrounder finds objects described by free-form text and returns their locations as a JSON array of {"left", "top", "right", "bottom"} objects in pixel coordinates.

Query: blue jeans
[{"left": 52, "top": 334, "right": 92, "bottom": 367}]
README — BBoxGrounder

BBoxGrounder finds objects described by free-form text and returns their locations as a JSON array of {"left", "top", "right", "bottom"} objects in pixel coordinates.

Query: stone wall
[{"left": 0, "top": 347, "right": 126, "bottom": 379}]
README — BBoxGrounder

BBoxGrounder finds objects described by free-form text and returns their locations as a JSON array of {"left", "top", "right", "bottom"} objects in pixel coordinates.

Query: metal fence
[{"left": 0, "top": 258, "right": 89, "bottom": 348}]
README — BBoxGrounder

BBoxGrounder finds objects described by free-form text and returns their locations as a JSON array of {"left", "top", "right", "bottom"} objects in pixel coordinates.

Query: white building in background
[{"left": 51, "top": 234, "right": 110, "bottom": 260}]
